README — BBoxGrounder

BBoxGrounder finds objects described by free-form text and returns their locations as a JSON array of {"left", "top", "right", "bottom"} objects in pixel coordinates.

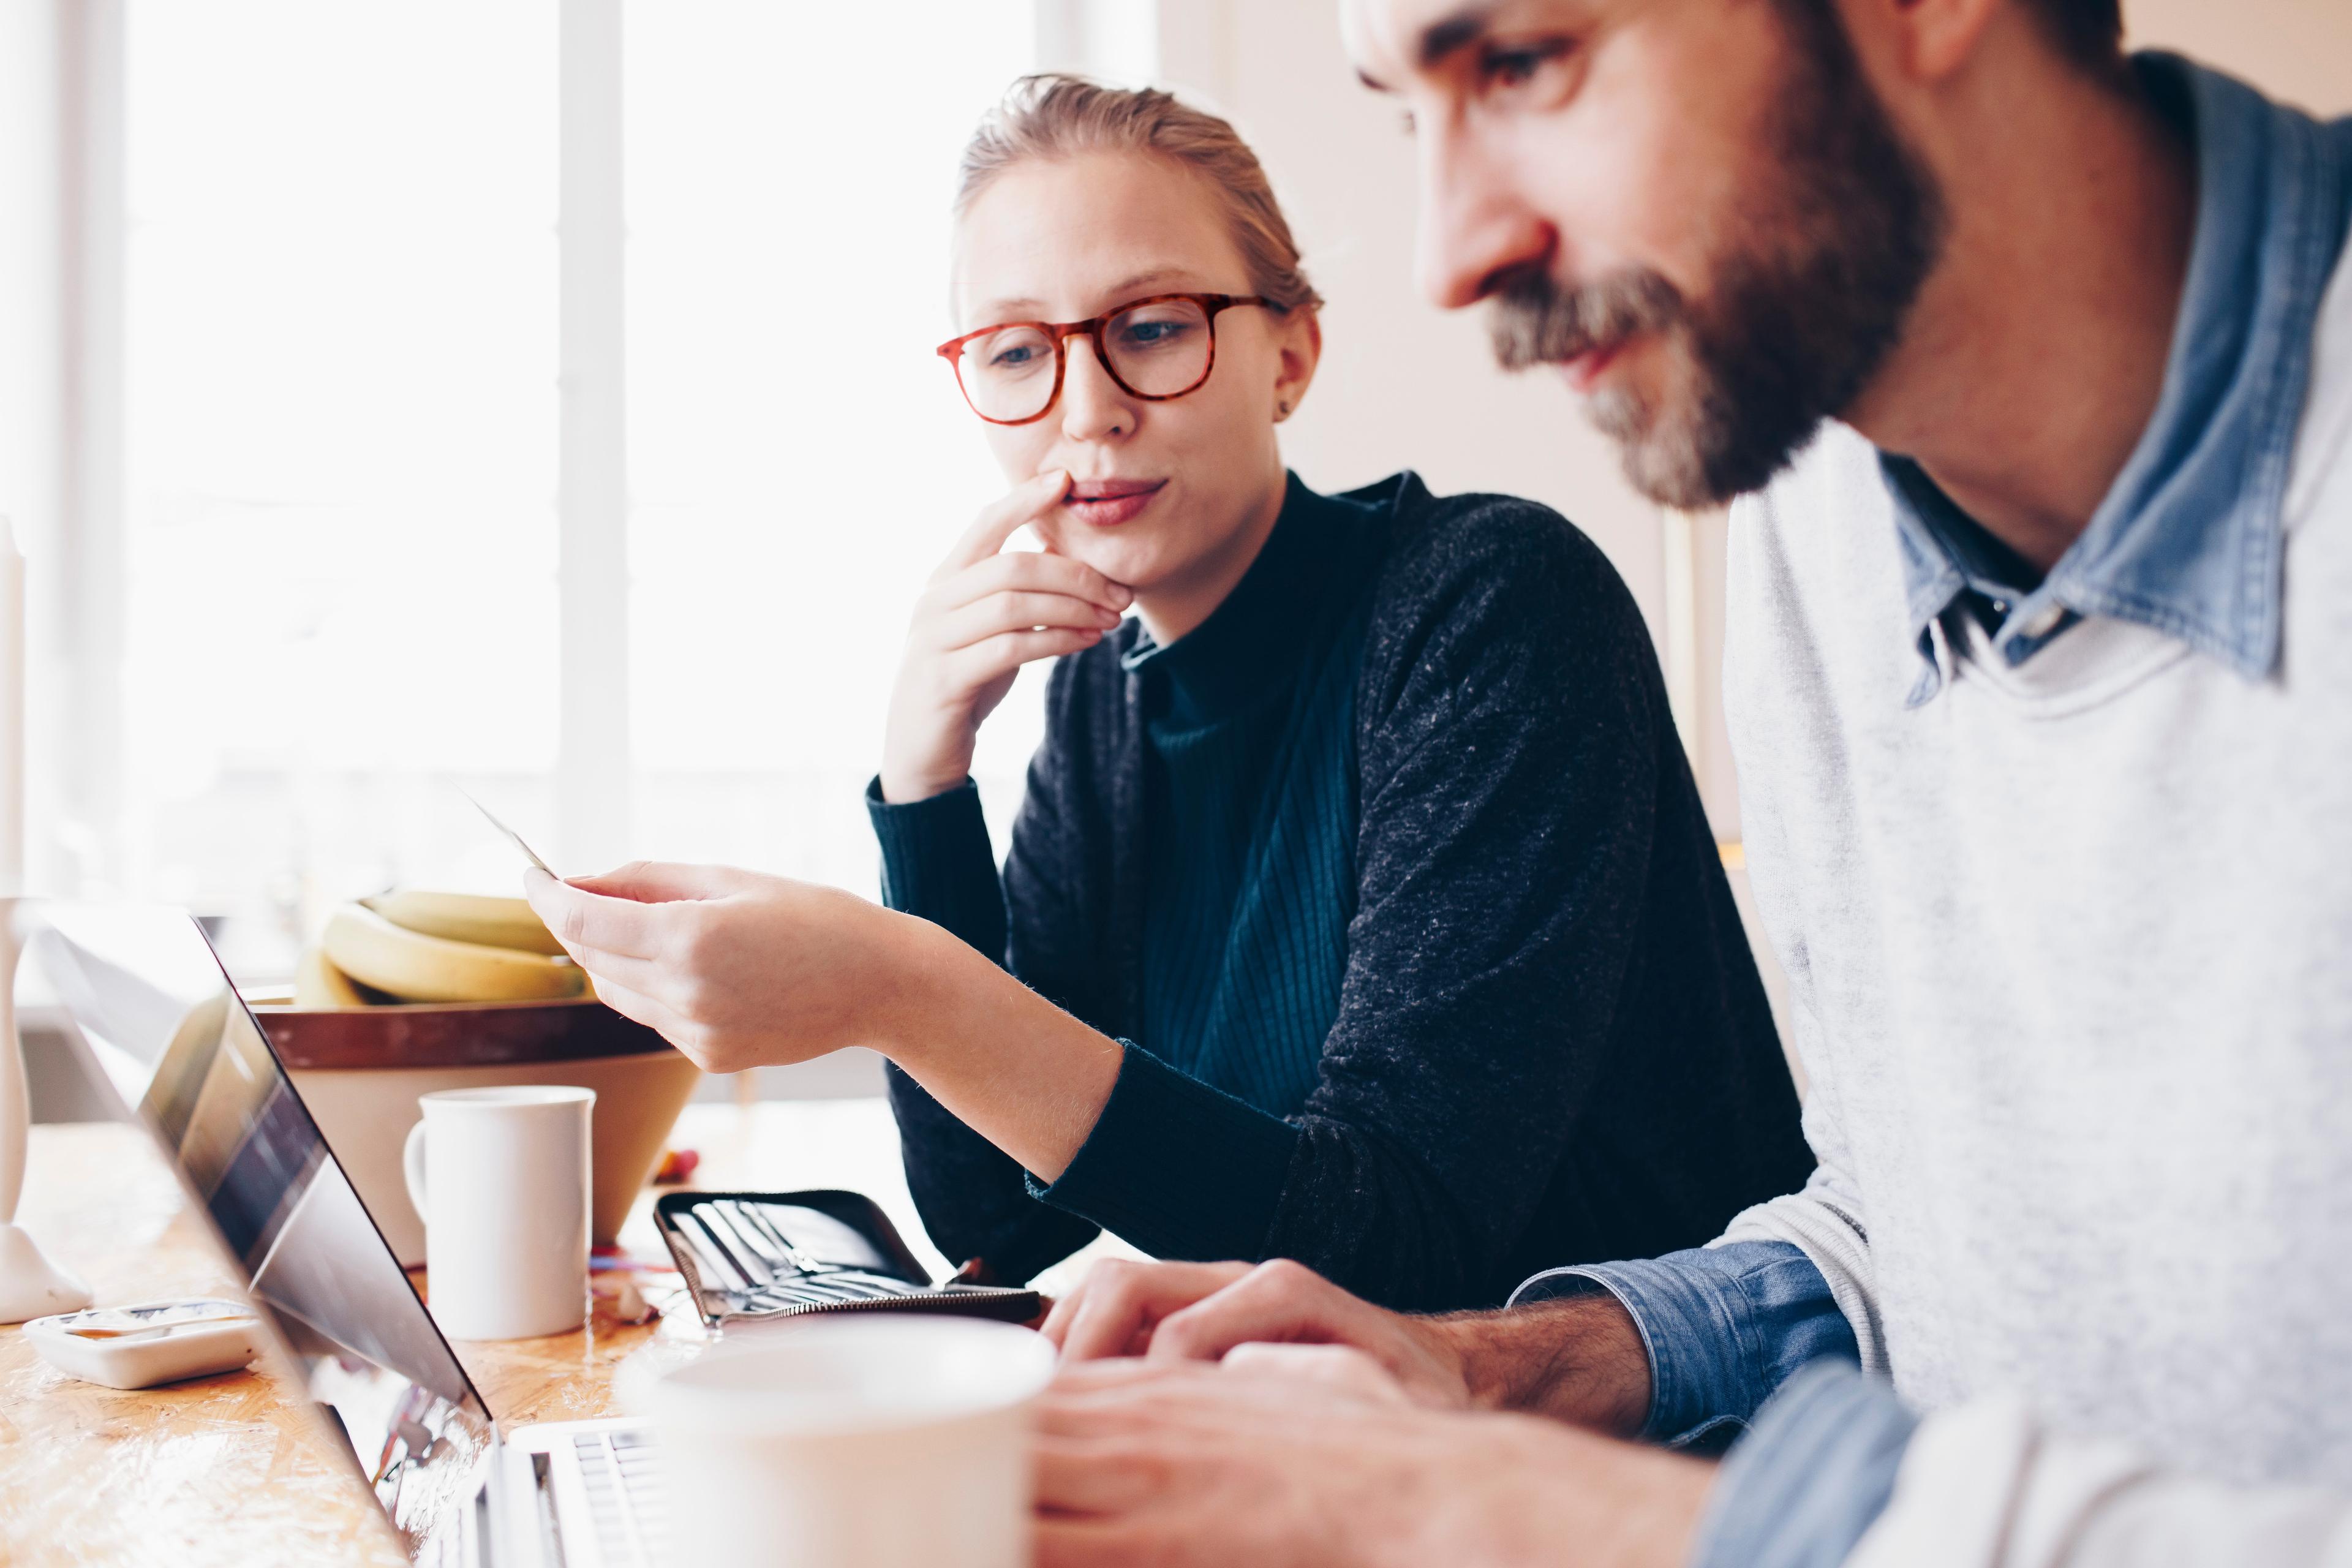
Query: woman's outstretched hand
[
  {"left": 880, "top": 469, "right": 1133, "bottom": 804},
  {"left": 525, "top": 860, "right": 1127, "bottom": 1178},
  {"left": 522, "top": 862, "right": 923, "bottom": 1076}
]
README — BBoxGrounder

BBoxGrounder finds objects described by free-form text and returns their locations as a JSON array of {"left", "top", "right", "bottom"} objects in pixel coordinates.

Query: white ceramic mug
[
  {"left": 401, "top": 1085, "right": 593, "bottom": 1340},
  {"left": 627, "top": 1317, "right": 1057, "bottom": 1567}
]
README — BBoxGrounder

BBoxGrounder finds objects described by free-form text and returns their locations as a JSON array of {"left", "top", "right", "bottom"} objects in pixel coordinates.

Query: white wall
[{"left": 2127, "top": 0, "right": 2352, "bottom": 116}]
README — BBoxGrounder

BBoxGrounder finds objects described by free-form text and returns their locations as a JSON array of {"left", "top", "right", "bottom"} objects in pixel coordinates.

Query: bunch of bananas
[{"left": 298, "top": 891, "right": 585, "bottom": 1007}]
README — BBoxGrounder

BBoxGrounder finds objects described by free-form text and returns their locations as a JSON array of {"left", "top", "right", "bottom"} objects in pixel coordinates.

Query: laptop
[{"left": 32, "top": 903, "right": 672, "bottom": 1567}]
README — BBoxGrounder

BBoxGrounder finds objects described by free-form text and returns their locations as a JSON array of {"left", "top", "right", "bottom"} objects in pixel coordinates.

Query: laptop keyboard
[{"left": 571, "top": 1430, "right": 669, "bottom": 1567}]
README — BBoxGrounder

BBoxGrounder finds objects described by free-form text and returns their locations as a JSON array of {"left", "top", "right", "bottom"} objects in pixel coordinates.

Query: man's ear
[
  {"left": 1272, "top": 306, "right": 1322, "bottom": 423},
  {"left": 1844, "top": 0, "right": 2005, "bottom": 83}
]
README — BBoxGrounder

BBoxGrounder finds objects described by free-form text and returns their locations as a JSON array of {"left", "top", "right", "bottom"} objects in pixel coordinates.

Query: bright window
[
  {"left": 113, "top": 1, "right": 1041, "bottom": 971},
  {"left": 624, "top": 0, "right": 1040, "bottom": 884},
  {"left": 121, "top": 0, "right": 561, "bottom": 947}
]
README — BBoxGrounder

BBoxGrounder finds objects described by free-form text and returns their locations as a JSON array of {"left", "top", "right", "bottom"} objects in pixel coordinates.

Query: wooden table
[{"left": 0, "top": 1098, "right": 1038, "bottom": 1566}]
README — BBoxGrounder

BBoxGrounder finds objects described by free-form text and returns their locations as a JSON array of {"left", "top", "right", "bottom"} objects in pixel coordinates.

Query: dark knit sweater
[
  {"left": 868, "top": 471, "right": 1812, "bottom": 1311},
  {"left": 1130, "top": 478, "right": 1380, "bottom": 1114}
]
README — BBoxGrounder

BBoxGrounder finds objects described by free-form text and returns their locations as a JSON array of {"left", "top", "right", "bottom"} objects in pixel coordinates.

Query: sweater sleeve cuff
[
  {"left": 865, "top": 775, "right": 1001, "bottom": 928},
  {"left": 1028, "top": 1042, "right": 1300, "bottom": 1262},
  {"left": 1509, "top": 1240, "right": 1856, "bottom": 1446},
  {"left": 1687, "top": 1360, "right": 1918, "bottom": 1568}
]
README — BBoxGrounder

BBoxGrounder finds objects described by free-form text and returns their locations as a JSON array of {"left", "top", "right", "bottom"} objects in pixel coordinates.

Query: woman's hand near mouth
[{"left": 881, "top": 468, "right": 1136, "bottom": 804}]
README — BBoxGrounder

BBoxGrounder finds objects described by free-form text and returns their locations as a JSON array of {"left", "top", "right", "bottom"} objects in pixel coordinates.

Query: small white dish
[{"left": 24, "top": 1297, "right": 266, "bottom": 1390}]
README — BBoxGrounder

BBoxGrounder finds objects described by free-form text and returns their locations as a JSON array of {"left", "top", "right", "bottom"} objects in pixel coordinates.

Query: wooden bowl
[{"left": 255, "top": 998, "right": 703, "bottom": 1266}]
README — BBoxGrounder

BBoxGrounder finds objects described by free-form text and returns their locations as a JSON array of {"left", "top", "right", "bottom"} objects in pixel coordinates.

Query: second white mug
[
  {"left": 628, "top": 1317, "right": 1058, "bottom": 1567},
  {"left": 401, "top": 1084, "right": 594, "bottom": 1340}
]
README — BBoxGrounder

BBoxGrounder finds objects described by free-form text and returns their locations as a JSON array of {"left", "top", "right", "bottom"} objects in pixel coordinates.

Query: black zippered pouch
[{"left": 653, "top": 1189, "right": 1041, "bottom": 1330}]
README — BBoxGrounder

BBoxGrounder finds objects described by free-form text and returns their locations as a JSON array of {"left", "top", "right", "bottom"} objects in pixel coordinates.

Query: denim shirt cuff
[
  {"left": 1509, "top": 1240, "right": 1858, "bottom": 1447},
  {"left": 1687, "top": 1360, "right": 1918, "bottom": 1568}
]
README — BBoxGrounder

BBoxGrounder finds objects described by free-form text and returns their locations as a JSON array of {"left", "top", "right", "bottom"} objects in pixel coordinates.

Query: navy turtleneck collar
[{"left": 1120, "top": 472, "right": 1360, "bottom": 729}]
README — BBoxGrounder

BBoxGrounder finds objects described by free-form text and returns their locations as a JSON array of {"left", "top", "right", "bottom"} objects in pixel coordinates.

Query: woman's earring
[{"left": 1276, "top": 401, "right": 1292, "bottom": 418}]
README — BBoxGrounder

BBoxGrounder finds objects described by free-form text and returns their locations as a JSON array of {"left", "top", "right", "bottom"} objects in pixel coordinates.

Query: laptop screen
[{"left": 32, "top": 905, "right": 496, "bottom": 1552}]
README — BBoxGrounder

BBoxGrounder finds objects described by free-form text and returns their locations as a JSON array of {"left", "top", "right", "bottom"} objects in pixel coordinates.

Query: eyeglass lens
[{"left": 958, "top": 298, "right": 1216, "bottom": 422}]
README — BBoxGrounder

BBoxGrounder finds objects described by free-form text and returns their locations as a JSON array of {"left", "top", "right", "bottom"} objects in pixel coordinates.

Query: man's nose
[
  {"left": 1058, "top": 336, "right": 1135, "bottom": 441},
  {"left": 1415, "top": 122, "right": 1556, "bottom": 311}
]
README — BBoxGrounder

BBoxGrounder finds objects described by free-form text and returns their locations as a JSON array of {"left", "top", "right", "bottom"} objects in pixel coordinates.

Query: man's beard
[{"left": 1489, "top": 0, "right": 1948, "bottom": 509}]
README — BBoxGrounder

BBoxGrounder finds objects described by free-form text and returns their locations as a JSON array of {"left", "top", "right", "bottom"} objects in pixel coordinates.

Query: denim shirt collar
[{"left": 1890, "top": 53, "right": 2352, "bottom": 707}]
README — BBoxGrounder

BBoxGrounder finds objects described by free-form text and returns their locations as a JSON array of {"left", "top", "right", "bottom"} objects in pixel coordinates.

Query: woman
[{"left": 529, "top": 76, "right": 1809, "bottom": 1311}]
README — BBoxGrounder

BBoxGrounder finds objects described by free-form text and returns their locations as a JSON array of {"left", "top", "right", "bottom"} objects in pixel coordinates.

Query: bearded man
[{"left": 1028, "top": 1, "right": 2352, "bottom": 1565}]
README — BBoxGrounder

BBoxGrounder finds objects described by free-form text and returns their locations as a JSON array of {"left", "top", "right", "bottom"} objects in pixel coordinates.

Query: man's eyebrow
[
  {"left": 1418, "top": 1, "right": 1504, "bottom": 69},
  {"left": 1355, "top": 1, "right": 1505, "bottom": 91}
]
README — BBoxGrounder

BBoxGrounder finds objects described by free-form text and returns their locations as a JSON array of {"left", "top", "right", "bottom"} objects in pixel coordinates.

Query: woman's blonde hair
[{"left": 955, "top": 74, "right": 1324, "bottom": 314}]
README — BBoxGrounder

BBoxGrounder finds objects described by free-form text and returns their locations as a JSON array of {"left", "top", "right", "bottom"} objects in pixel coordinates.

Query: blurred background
[{"left": 0, "top": 0, "right": 2343, "bottom": 1000}]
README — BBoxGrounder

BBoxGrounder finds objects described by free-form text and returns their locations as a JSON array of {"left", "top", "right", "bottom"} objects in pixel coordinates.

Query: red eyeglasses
[{"left": 936, "top": 292, "right": 1273, "bottom": 425}]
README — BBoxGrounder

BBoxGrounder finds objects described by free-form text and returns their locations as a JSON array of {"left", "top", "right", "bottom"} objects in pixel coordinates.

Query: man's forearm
[{"left": 1424, "top": 1293, "right": 1654, "bottom": 1435}]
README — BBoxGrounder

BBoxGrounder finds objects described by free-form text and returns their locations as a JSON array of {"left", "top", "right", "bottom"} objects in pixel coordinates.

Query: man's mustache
[{"left": 1488, "top": 267, "right": 1685, "bottom": 371}]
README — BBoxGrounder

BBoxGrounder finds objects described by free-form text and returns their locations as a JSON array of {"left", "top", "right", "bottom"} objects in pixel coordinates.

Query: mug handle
[{"left": 402, "top": 1118, "right": 430, "bottom": 1221}]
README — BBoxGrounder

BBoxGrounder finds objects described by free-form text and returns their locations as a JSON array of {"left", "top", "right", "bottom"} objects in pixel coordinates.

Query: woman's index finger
[{"left": 948, "top": 467, "right": 1070, "bottom": 570}]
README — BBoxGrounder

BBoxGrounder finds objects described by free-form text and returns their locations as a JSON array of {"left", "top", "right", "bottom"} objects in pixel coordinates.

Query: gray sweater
[
  {"left": 1719, "top": 222, "right": 2352, "bottom": 1562},
  {"left": 1501, "top": 56, "right": 2352, "bottom": 1568}
]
